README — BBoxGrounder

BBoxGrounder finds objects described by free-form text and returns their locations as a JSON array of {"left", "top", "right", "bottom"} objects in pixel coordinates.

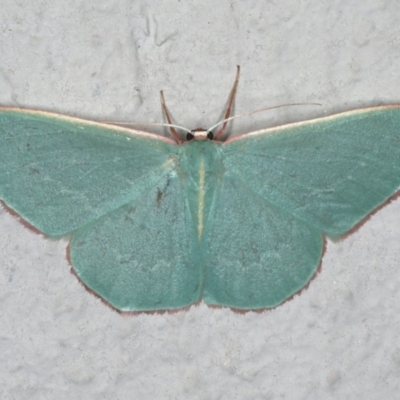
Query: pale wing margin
[
  {"left": 223, "top": 107, "right": 400, "bottom": 237},
  {"left": 0, "top": 109, "right": 177, "bottom": 237}
]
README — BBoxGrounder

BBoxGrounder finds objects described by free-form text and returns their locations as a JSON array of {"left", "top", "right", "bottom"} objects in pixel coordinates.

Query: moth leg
[
  {"left": 214, "top": 65, "right": 241, "bottom": 141},
  {"left": 160, "top": 90, "right": 182, "bottom": 143}
]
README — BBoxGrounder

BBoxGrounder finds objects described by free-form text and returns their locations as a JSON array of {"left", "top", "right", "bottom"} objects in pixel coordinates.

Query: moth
[{"left": 1, "top": 67, "right": 400, "bottom": 311}]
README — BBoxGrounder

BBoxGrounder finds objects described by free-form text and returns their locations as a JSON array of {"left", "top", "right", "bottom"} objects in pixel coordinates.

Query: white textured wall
[{"left": 1, "top": 1, "right": 400, "bottom": 398}]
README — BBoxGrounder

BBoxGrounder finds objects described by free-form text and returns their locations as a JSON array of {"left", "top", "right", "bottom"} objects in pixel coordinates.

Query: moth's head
[
  {"left": 186, "top": 128, "right": 214, "bottom": 141},
  {"left": 161, "top": 66, "right": 241, "bottom": 144}
]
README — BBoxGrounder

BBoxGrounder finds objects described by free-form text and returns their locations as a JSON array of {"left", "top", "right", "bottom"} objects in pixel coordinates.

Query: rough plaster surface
[{"left": 1, "top": 1, "right": 400, "bottom": 399}]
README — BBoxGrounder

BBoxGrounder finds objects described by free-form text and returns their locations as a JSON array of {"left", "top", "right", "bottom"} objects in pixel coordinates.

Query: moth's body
[{"left": 177, "top": 140, "right": 224, "bottom": 242}]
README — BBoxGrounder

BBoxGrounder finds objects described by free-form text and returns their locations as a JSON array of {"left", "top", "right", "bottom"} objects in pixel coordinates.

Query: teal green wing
[
  {"left": 203, "top": 106, "right": 400, "bottom": 309},
  {"left": 202, "top": 172, "right": 323, "bottom": 309},
  {"left": 223, "top": 107, "right": 400, "bottom": 237},
  {"left": 0, "top": 108, "right": 202, "bottom": 311},
  {"left": 70, "top": 172, "right": 201, "bottom": 311},
  {"left": 0, "top": 108, "right": 176, "bottom": 237}
]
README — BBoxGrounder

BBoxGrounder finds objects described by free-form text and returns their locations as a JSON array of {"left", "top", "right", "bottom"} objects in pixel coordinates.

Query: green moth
[{"left": 1, "top": 68, "right": 400, "bottom": 311}]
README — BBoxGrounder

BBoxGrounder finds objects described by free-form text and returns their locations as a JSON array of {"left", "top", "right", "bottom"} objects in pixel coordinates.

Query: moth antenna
[
  {"left": 160, "top": 90, "right": 182, "bottom": 143},
  {"left": 214, "top": 65, "right": 241, "bottom": 141},
  {"left": 208, "top": 102, "right": 322, "bottom": 138}
]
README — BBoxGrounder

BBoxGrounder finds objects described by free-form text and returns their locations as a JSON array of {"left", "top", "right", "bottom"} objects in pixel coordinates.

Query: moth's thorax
[
  {"left": 178, "top": 140, "right": 224, "bottom": 242},
  {"left": 179, "top": 139, "right": 223, "bottom": 170}
]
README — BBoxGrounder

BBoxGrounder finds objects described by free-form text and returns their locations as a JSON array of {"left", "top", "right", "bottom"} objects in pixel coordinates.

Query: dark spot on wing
[
  {"left": 156, "top": 177, "right": 172, "bottom": 208},
  {"left": 156, "top": 188, "right": 163, "bottom": 207}
]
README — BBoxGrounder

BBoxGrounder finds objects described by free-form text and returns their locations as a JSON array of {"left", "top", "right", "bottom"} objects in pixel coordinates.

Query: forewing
[
  {"left": 0, "top": 109, "right": 176, "bottom": 237},
  {"left": 224, "top": 107, "right": 400, "bottom": 237},
  {"left": 202, "top": 172, "right": 323, "bottom": 309},
  {"left": 70, "top": 172, "right": 201, "bottom": 311}
]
